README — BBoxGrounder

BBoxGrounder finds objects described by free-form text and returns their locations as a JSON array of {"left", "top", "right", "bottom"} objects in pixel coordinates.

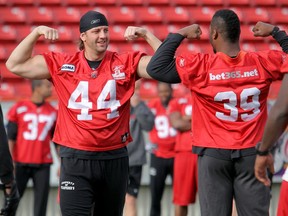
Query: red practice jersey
[
  {"left": 7, "top": 100, "right": 57, "bottom": 164},
  {"left": 43, "top": 50, "right": 144, "bottom": 151},
  {"left": 168, "top": 94, "right": 192, "bottom": 152},
  {"left": 175, "top": 50, "right": 288, "bottom": 149},
  {"left": 148, "top": 98, "right": 177, "bottom": 158}
]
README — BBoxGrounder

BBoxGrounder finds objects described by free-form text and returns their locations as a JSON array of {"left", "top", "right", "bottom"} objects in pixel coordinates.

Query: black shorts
[
  {"left": 127, "top": 165, "right": 142, "bottom": 198},
  {"left": 60, "top": 156, "right": 129, "bottom": 216}
]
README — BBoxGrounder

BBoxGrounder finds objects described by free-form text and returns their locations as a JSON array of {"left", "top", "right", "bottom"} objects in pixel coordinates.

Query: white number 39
[
  {"left": 214, "top": 87, "right": 261, "bottom": 122},
  {"left": 68, "top": 80, "right": 121, "bottom": 120}
]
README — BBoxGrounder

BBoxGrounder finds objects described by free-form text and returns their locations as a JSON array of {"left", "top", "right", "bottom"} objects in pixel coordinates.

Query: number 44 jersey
[
  {"left": 43, "top": 50, "right": 144, "bottom": 151},
  {"left": 175, "top": 50, "right": 288, "bottom": 149}
]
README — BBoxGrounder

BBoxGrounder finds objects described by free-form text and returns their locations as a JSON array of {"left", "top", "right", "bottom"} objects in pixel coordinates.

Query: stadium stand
[{"left": 170, "top": 0, "right": 198, "bottom": 6}]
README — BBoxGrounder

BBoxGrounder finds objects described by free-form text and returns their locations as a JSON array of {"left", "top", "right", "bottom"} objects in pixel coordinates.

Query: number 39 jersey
[
  {"left": 175, "top": 50, "right": 288, "bottom": 149},
  {"left": 7, "top": 100, "right": 57, "bottom": 164},
  {"left": 43, "top": 50, "right": 144, "bottom": 151}
]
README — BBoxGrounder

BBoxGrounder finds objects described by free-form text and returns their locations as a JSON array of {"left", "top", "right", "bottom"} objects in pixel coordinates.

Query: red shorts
[
  {"left": 173, "top": 151, "right": 198, "bottom": 205},
  {"left": 277, "top": 179, "right": 288, "bottom": 216}
]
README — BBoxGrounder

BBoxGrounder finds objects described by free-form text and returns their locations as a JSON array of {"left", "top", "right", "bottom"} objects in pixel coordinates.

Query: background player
[
  {"left": 124, "top": 80, "right": 155, "bottom": 216},
  {"left": 168, "top": 87, "right": 197, "bottom": 216},
  {"left": 0, "top": 104, "right": 19, "bottom": 216},
  {"left": 147, "top": 82, "right": 176, "bottom": 216},
  {"left": 6, "top": 79, "right": 57, "bottom": 216}
]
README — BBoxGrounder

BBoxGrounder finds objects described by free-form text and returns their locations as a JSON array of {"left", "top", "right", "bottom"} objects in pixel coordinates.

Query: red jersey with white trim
[
  {"left": 7, "top": 100, "right": 57, "bottom": 164},
  {"left": 43, "top": 50, "right": 144, "bottom": 151},
  {"left": 148, "top": 98, "right": 177, "bottom": 158},
  {"left": 168, "top": 94, "right": 192, "bottom": 152},
  {"left": 175, "top": 50, "right": 288, "bottom": 149}
]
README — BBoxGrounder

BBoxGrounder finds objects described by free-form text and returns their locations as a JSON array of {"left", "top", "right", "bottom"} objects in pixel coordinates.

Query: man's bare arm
[{"left": 6, "top": 26, "right": 59, "bottom": 79}]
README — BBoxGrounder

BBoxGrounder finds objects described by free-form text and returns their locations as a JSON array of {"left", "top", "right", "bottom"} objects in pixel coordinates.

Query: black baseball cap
[{"left": 79, "top": 11, "right": 108, "bottom": 33}]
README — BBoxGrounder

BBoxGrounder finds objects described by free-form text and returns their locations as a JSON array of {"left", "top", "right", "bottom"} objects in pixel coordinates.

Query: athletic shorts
[
  {"left": 127, "top": 165, "right": 142, "bottom": 198},
  {"left": 60, "top": 156, "right": 129, "bottom": 216},
  {"left": 277, "top": 179, "right": 288, "bottom": 216},
  {"left": 173, "top": 151, "right": 198, "bottom": 205}
]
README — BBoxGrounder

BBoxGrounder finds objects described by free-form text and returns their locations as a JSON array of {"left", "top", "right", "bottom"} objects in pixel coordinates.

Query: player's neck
[
  {"left": 84, "top": 49, "right": 105, "bottom": 61},
  {"left": 216, "top": 43, "right": 240, "bottom": 57},
  {"left": 31, "top": 94, "right": 45, "bottom": 105}
]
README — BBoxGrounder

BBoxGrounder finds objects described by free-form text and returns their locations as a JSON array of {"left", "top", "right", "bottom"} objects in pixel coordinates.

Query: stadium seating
[
  {"left": 34, "top": 0, "right": 62, "bottom": 6},
  {"left": 198, "top": 0, "right": 224, "bottom": 6},
  {"left": 15, "top": 25, "right": 37, "bottom": 42},
  {"left": 8, "top": 0, "right": 34, "bottom": 6},
  {"left": 144, "top": 0, "right": 170, "bottom": 6},
  {"left": 189, "top": 7, "right": 216, "bottom": 23},
  {"left": 250, "top": 0, "right": 277, "bottom": 7},
  {"left": 241, "top": 7, "right": 270, "bottom": 24},
  {"left": 170, "top": 0, "right": 198, "bottom": 6},
  {"left": 161, "top": 7, "right": 191, "bottom": 24},
  {"left": 134, "top": 7, "right": 163, "bottom": 24},
  {"left": 87, "top": 0, "right": 117, "bottom": 5},
  {"left": 52, "top": 7, "right": 81, "bottom": 24},
  {"left": 61, "top": 0, "right": 90, "bottom": 6},
  {"left": 277, "top": 0, "right": 288, "bottom": 6},
  {"left": 226, "top": 0, "right": 250, "bottom": 7},
  {"left": 0, "top": 25, "right": 17, "bottom": 42},
  {"left": 109, "top": 25, "right": 127, "bottom": 41},
  {"left": 268, "top": 8, "right": 288, "bottom": 24},
  {"left": 0, "top": 46, "right": 8, "bottom": 62},
  {"left": 0, "top": 7, "right": 26, "bottom": 24},
  {"left": 107, "top": 7, "right": 137, "bottom": 24},
  {"left": 149, "top": 24, "right": 182, "bottom": 40},
  {"left": 26, "top": 7, "right": 54, "bottom": 24},
  {"left": 118, "top": 0, "right": 143, "bottom": 6}
]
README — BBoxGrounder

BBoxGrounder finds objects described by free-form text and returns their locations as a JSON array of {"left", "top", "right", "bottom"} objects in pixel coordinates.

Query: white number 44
[{"left": 68, "top": 80, "right": 121, "bottom": 120}]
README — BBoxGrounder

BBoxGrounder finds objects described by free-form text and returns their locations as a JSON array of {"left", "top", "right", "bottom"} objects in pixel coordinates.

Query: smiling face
[
  {"left": 80, "top": 26, "right": 109, "bottom": 56},
  {"left": 157, "top": 82, "right": 173, "bottom": 106}
]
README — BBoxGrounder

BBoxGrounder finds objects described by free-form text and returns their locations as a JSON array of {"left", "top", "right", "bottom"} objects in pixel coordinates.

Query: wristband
[
  {"left": 271, "top": 26, "right": 280, "bottom": 37},
  {"left": 255, "top": 142, "right": 270, "bottom": 156}
]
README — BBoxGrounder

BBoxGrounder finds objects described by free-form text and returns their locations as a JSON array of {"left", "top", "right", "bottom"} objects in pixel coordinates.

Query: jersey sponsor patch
[
  {"left": 61, "top": 64, "right": 76, "bottom": 72},
  {"left": 112, "top": 65, "right": 126, "bottom": 80},
  {"left": 209, "top": 66, "right": 259, "bottom": 83}
]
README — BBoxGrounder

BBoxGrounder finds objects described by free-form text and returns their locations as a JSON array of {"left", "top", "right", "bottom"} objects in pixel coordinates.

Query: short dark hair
[
  {"left": 157, "top": 81, "right": 172, "bottom": 90},
  {"left": 31, "top": 80, "right": 43, "bottom": 91},
  {"left": 211, "top": 9, "right": 240, "bottom": 43}
]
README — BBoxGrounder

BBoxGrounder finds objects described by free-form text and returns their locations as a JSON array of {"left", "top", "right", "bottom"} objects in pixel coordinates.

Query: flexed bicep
[{"left": 8, "top": 54, "right": 51, "bottom": 79}]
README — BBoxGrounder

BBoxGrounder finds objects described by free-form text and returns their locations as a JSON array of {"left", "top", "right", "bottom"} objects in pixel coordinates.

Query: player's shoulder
[
  {"left": 13, "top": 100, "right": 31, "bottom": 107},
  {"left": 43, "top": 102, "right": 57, "bottom": 110},
  {"left": 9, "top": 100, "right": 32, "bottom": 113},
  {"left": 148, "top": 97, "right": 161, "bottom": 107}
]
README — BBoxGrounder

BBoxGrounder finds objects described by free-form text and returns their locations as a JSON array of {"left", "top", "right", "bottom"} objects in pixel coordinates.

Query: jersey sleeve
[
  {"left": 175, "top": 53, "right": 209, "bottom": 88},
  {"left": 122, "top": 51, "right": 146, "bottom": 79},
  {"left": 42, "top": 52, "right": 65, "bottom": 78},
  {"left": 256, "top": 50, "right": 288, "bottom": 80},
  {"left": 6, "top": 103, "right": 18, "bottom": 123}
]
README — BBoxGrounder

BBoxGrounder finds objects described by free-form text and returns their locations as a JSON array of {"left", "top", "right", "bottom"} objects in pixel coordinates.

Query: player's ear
[
  {"left": 80, "top": 32, "right": 86, "bottom": 42},
  {"left": 212, "top": 29, "right": 218, "bottom": 40}
]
